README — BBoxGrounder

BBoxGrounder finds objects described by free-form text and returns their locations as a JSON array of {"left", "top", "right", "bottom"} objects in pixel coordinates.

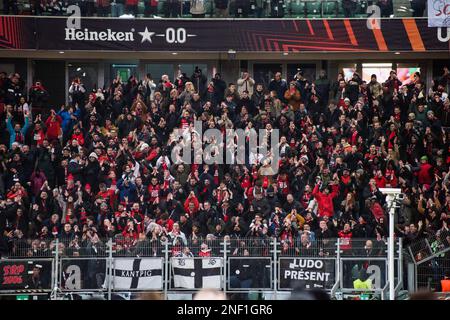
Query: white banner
[
  {"left": 172, "top": 257, "right": 222, "bottom": 289},
  {"left": 113, "top": 258, "right": 163, "bottom": 290},
  {"left": 428, "top": 0, "right": 450, "bottom": 27}
]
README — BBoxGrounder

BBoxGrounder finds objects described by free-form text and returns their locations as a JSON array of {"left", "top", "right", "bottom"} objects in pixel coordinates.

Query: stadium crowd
[
  {"left": 0, "top": 64, "right": 450, "bottom": 260},
  {"left": 1, "top": 0, "right": 424, "bottom": 19}
]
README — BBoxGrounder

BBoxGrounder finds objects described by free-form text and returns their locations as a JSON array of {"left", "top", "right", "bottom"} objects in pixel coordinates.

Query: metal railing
[
  {"left": 407, "top": 231, "right": 450, "bottom": 293},
  {"left": 0, "top": 237, "right": 404, "bottom": 300}
]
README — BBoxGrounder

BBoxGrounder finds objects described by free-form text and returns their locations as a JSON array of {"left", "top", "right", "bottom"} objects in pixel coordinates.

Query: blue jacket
[
  {"left": 7, "top": 116, "right": 30, "bottom": 148},
  {"left": 117, "top": 178, "right": 137, "bottom": 203},
  {"left": 58, "top": 108, "right": 80, "bottom": 133}
]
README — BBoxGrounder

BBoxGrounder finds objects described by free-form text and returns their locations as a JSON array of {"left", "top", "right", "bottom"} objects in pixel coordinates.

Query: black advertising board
[
  {"left": 279, "top": 258, "right": 335, "bottom": 290},
  {"left": 340, "top": 259, "right": 388, "bottom": 289},
  {"left": 0, "top": 259, "right": 52, "bottom": 291},
  {"left": 61, "top": 258, "right": 107, "bottom": 291},
  {"left": 228, "top": 257, "right": 272, "bottom": 290},
  {"left": 0, "top": 16, "right": 448, "bottom": 52}
]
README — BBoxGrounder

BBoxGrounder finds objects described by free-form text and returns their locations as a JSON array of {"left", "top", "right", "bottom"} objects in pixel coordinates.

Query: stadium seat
[
  {"left": 157, "top": 0, "right": 165, "bottom": 16},
  {"left": 228, "top": 0, "right": 236, "bottom": 16},
  {"left": 204, "top": 0, "right": 214, "bottom": 17},
  {"left": 322, "top": 1, "right": 338, "bottom": 18},
  {"left": 290, "top": 0, "right": 306, "bottom": 18},
  {"left": 355, "top": 0, "right": 368, "bottom": 18},
  {"left": 138, "top": 0, "right": 145, "bottom": 16},
  {"left": 181, "top": 0, "right": 191, "bottom": 17},
  {"left": 306, "top": 1, "right": 322, "bottom": 18},
  {"left": 337, "top": 0, "right": 346, "bottom": 17}
]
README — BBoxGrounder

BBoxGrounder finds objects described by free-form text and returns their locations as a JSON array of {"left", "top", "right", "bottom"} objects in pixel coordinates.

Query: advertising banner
[
  {"left": 172, "top": 257, "right": 222, "bottom": 289},
  {"left": 279, "top": 258, "right": 335, "bottom": 290},
  {"left": 340, "top": 259, "right": 387, "bottom": 289},
  {"left": 0, "top": 259, "right": 52, "bottom": 291},
  {"left": 428, "top": 0, "right": 450, "bottom": 27},
  {"left": 113, "top": 258, "right": 163, "bottom": 290},
  {"left": 0, "top": 17, "right": 447, "bottom": 52},
  {"left": 61, "top": 258, "right": 107, "bottom": 291},
  {"left": 228, "top": 257, "right": 272, "bottom": 290}
]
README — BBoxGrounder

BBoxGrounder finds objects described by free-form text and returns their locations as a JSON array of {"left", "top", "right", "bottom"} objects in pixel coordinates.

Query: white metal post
[
  {"left": 398, "top": 237, "right": 403, "bottom": 291},
  {"left": 164, "top": 241, "right": 169, "bottom": 300},
  {"left": 273, "top": 239, "right": 277, "bottom": 300},
  {"left": 387, "top": 196, "right": 396, "bottom": 300},
  {"left": 379, "top": 188, "right": 401, "bottom": 301},
  {"left": 107, "top": 239, "right": 112, "bottom": 301},
  {"left": 223, "top": 240, "right": 227, "bottom": 296},
  {"left": 336, "top": 238, "right": 340, "bottom": 299},
  {"left": 52, "top": 239, "right": 59, "bottom": 300}
]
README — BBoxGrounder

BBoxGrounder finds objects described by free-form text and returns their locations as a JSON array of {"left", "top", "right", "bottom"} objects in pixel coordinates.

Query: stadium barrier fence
[{"left": 0, "top": 237, "right": 405, "bottom": 300}]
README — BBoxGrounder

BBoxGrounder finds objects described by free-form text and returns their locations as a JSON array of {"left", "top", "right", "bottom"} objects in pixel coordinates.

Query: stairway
[{"left": 393, "top": 0, "right": 415, "bottom": 17}]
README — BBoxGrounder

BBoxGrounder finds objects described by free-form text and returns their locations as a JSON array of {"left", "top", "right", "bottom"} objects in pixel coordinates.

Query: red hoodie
[
  {"left": 417, "top": 163, "right": 433, "bottom": 185},
  {"left": 45, "top": 115, "right": 62, "bottom": 141},
  {"left": 312, "top": 184, "right": 339, "bottom": 218}
]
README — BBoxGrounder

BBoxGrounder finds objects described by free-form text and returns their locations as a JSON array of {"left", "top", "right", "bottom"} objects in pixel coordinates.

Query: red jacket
[
  {"left": 312, "top": 184, "right": 339, "bottom": 218},
  {"left": 157, "top": 218, "right": 174, "bottom": 232},
  {"left": 338, "top": 231, "right": 352, "bottom": 250},
  {"left": 199, "top": 250, "right": 211, "bottom": 257},
  {"left": 385, "top": 169, "right": 398, "bottom": 187},
  {"left": 70, "top": 133, "right": 85, "bottom": 146},
  {"left": 97, "top": 188, "right": 117, "bottom": 209},
  {"left": 374, "top": 175, "right": 387, "bottom": 189},
  {"left": 32, "top": 129, "right": 46, "bottom": 146},
  {"left": 417, "top": 163, "right": 433, "bottom": 185},
  {"left": 122, "top": 229, "right": 139, "bottom": 241},
  {"left": 184, "top": 196, "right": 200, "bottom": 216},
  {"left": 277, "top": 176, "right": 290, "bottom": 195},
  {"left": 147, "top": 184, "right": 160, "bottom": 202},
  {"left": 371, "top": 202, "right": 385, "bottom": 220},
  {"left": 301, "top": 191, "right": 312, "bottom": 209},
  {"left": 45, "top": 115, "right": 62, "bottom": 141}
]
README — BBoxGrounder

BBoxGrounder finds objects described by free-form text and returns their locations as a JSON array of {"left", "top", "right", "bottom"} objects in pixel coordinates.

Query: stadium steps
[{"left": 393, "top": 0, "right": 414, "bottom": 17}]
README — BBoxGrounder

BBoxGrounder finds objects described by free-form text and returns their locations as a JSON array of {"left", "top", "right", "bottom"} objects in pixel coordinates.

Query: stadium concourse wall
[{"left": 0, "top": 237, "right": 404, "bottom": 300}]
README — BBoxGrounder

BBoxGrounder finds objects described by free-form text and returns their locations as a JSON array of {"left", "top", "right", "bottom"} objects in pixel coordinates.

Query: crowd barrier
[
  {"left": 406, "top": 231, "right": 450, "bottom": 293},
  {"left": 0, "top": 237, "right": 404, "bottom": 300}
]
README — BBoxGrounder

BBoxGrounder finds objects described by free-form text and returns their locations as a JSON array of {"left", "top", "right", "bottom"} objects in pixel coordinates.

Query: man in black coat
[
  {"left": 268, "top": 72, "right": 288, "bottom": 103},
  {"left": 212, "top": 73, "right": 226, "bottom": 103},
  {"left": 84, "top": 153, "right": 101, "bottom": 193},
  {"left": 191, "top": 67, "right": 208, "bottom": 99},
  {"left": 68, "top": 156, "right": 84, "bottom": 184},
  {"left": 251, "top": 191, "right": 271, "bottom": 220},
  {"left": 314, "top": 70, "right": 331, "bottom": 107}
]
